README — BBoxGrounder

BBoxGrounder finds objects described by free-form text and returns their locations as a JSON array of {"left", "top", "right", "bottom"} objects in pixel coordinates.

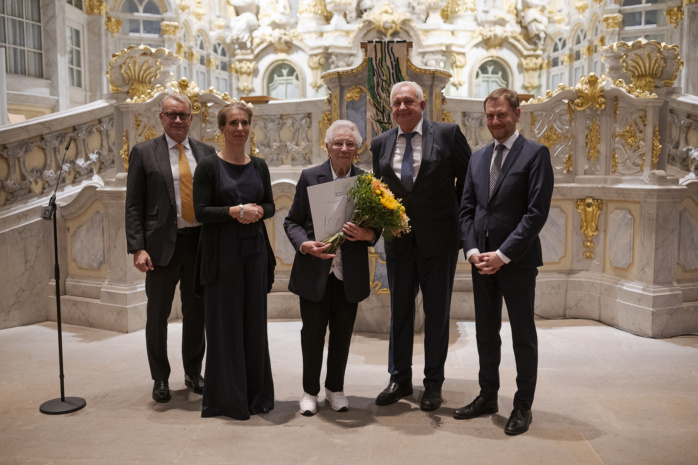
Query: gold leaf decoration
[{"left": 574, "top": 73, "right": 606, "bottom": 111}]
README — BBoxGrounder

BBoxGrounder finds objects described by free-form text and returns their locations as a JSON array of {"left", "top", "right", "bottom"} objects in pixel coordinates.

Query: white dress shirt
[
  {"left": 165, "top": 133, "right": 200, "bottom": 229},
  {"left": 391, "top": 119, "right": 424, "bottom": 185},
  {"left": 465, "top": 130, "right": 521, "bottom": 265}
]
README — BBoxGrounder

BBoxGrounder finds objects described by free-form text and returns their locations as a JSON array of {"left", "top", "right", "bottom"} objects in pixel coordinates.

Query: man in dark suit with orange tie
[
  {"left": 125, "top": 92, "right": 216, "bottom": 403},
  {"left": 371, "top": 81, "right": 471, "bottom": 411},
  {"left": 456, "top": 88, "right": 554, "bottom": 435}
]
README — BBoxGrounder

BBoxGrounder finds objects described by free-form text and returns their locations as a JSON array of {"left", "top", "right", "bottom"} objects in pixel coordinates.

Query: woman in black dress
[{"left": 193, "top": 102, "right": 275, "bottom": 420}]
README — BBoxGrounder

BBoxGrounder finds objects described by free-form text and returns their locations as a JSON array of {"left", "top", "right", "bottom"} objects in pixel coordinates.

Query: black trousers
[
  {"left": 472, "top": 266, "right": 538, "bottom": 410},
  {"left": 145, "top": 231, "right": 205, "bottom": 381},
  {"left": 386, "top": 243, "right": 458, "bottom": 388},
  {"left": 299, "top": 273, "right": 358, "bottom": 395}
]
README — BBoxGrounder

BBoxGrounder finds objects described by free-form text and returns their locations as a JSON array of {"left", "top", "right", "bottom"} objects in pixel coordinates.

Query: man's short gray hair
[
  {"left": 390, "top": 81, "right": 424, "bottom": 105},
  {"left": 160, "top": 92, "right": 193, "bottom": 113},
  {"left": 325, "top": 120, "right": 362, "bottom": 147}
]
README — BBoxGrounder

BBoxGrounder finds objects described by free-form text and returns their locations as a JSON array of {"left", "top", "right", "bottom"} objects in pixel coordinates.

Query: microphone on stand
[{"left": 40, "top": 136, "right": 86, "bottom": 415}]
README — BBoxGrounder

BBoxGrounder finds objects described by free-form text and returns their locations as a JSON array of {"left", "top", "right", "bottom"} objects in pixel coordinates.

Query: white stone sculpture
[
  {"left": 518, "top": 0, "right": 548, "bottom": 47},
  {"left": 258, "top": 0, "right": 294, "bottom": 30},
  {"left": 680, "top": 146, "right": 698, "bottom": 185},
  {"left": 228, "top": 0, "right": 259, "bottom": 48}
]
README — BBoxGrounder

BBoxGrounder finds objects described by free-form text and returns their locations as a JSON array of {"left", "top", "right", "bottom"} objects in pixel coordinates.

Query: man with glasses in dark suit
[{"left": 125, "top": 92, "right": 216, "bottom": 403}]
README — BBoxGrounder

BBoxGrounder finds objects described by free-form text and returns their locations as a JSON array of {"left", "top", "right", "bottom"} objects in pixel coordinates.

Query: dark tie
[
  {"left": 401, "top": 132, "right": 416, "bottom": 191},
  {"left": 489, "top": 144, "right": 505, "bottom": 198}
]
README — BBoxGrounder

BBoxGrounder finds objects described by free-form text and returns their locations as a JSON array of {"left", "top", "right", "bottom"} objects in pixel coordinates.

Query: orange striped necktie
[{"left": 176, "top": 143, "right": 196, "bottom": 223}]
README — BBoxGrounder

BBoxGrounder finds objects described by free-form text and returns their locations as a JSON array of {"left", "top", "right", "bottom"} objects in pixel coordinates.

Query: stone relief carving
[{"left": 254, "top": 114, "right": 313, "bottom": 166}]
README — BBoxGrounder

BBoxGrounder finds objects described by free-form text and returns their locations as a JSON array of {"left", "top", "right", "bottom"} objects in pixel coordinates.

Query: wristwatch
[{"left": 239, "top": 204, "right": 244, "bottom": 220}]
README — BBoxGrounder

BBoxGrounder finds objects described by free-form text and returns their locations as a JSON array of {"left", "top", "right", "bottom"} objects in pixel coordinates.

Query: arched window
[
  {"left": 550, "top": 36, "right": 568, "bottom": 90},
  {"left": 572, "top": 29, "right": 588, "bottom": 83},
  {"left": 212, "top": 41, "right": 230, "bottom": 93},
  {"left": 195, "top": 34, "right": 207, "bottom": 89},
  {"left": 620, "top": 0, "right": 668, "bottom": 42},
  {"left": 180, "top": 28, "right": 190, "bottom": 79},
  {"left": 591, "top": 20, "right": 604, "bottom": 76},
  {"left": 266, "top": 63, "right": 301, "bottom": 99},
  {"left": 1, "top": 0, "right": 43, "bottom": 77},
  {"left": 120, "top": 0, "right": 162, "bottom": 35},
  {"left": 474, "top": 60, "right": 509, "bottom": 99}
]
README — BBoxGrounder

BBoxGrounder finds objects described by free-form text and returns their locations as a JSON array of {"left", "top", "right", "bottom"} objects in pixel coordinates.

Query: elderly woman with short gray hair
[{"left": 284, "top": 119, "right": 378, "bottom": 416}]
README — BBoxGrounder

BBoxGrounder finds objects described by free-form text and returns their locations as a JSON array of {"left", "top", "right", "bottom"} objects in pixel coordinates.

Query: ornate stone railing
[
  {"left": 0, "top": 100, "right": 117, "bottom": 209},
  {"left": 667, "top": 94, "right": 698, "bottom": 178}
]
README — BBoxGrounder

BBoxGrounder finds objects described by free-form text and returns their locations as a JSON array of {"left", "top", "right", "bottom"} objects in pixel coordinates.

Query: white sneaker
[
  {"left": 299, "top": 392, "right": 317, "bottom": 416},
  {"left": 325, "top": 388, "right": 349, "bottom": 412}
]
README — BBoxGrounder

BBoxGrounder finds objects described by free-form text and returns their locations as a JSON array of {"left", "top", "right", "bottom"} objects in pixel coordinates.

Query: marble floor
[{"left": 1, "top": 318, "right": 697, "bottom": 465}]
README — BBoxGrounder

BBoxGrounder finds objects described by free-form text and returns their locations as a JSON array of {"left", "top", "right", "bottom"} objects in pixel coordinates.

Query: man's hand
[
  {"left": 301, "top": 241, "right": 336, "bottom": 260},
  {"left": 343, "top": 222, "right": 375, "bottom": 242},
  {"left": 133, "top": 249, "right": 154, "bottom": 272},
  {"left": 475, "top": 251, "right": 504, "bottom": 275}
]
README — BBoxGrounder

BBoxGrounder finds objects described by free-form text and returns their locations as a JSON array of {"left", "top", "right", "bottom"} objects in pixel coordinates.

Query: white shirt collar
[
  {"left": 164, "top": 133, "right": 190, "bottom": 151},
  {"left": 330, "top": 161, "right": 351, "bottom": 180},
  {"left": 397, "top": 119, "right": 424, "bottom": 137},
  {"left": 494, "top": 130, "right": 519, "bottom": 151}
]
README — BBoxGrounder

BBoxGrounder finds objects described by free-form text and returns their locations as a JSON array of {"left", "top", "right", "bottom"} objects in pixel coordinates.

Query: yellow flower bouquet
[{"left": 323, "top": 173, "right": 411, "bottom": 254}]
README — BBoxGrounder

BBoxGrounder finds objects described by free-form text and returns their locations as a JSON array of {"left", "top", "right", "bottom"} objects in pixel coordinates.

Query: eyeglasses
[
  {"left": 162, "top": 112, "right": 191, "bottom": 121},
  {"left": 331, "top": 141, "right": 357, "bottom": 150}
]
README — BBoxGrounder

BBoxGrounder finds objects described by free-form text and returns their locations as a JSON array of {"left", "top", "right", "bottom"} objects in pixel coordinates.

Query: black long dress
[{"left": 201, "top": 158, "right": 274, "bottom": 420}]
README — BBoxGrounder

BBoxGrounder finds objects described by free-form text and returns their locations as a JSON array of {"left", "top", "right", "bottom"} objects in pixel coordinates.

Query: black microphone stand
[{"left": 39, "top": 138, "right": 86, "bottom": 415}]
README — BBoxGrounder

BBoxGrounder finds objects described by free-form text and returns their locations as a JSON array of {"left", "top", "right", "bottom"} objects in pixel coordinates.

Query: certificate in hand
[{"left": 307, "top": 176, "right": 357, "bottom": 242}]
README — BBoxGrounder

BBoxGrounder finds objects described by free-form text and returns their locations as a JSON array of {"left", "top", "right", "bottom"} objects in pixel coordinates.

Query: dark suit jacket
[
  {"left": 371, "top": 120, "right": 471, "bottom": 258},
  {"left": 284, "top": 160, "right": 376, "bottom": 303},
  {"left": 459, "top": 134, "right": 554, "bottom": 269},
  {"left": 125, "top": 134, "right": 216, "bottom": 266}
]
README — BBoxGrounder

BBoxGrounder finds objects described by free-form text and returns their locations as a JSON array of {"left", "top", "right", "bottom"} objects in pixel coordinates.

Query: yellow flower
[{"left": 380, "top": 194, "right": 398, "bottom": 210}]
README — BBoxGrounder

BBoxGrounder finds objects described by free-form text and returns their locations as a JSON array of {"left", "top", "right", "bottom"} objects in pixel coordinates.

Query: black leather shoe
[
  {"left": 505, "top": 408, "right": 532, "bottom": 436},
  {"left": 152, "top": 380, "right": 171, "bottom": 403},
  {"left": 419, "top": 387, "right": 442, "bottom": 411},
  {"left": 453, "top": 395, "right": 498, "bottom": 419},
  {"left": 375, "top": 382, "right": 413, "bottom": 406},
  {"left": 185, "top": 373, "right": 204, "bottom": 395}
]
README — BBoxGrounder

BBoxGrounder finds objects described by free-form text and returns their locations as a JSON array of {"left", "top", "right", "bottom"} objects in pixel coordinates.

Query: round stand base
[{"left": 40, "top": 397, "right": 86, "bottom": 415}]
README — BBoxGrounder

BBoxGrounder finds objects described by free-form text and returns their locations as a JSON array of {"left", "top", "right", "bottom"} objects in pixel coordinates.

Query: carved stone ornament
[
  {"left": 85, "top": 0, "right": 108, "bottom": 16},
  {"left": 575, "top": 0, "right": 588, "bottom": 15},
  {"left": 104, "top": 16, "right": 122, "bottom": 37},
  {"left": 161, "top": 21, "right": 180, "bottom": 36},
  {"left": 107, "top": 46, "right": 181, "bottom": 97},
  {"left": 522, "top": 56, "right": 545, "bottom": 92},
  {"left": 441, "top": 0, "right": 474, "bottom": 21},
  {"left": 574, "top": 73, "right": 606, "bottom": 111},
  {"left": 361, "top": 4, "right": 412, "bottom": 38},
  {"left": 298, "top": 0, "right": 332, "bottom": 21},
  {"left": 256, "top": 29, "right": 302, "bottom": 54},
  {"left": 666, "top": 6, "right": 684, "bottom": 28},
  {"left": 602, "top": 14, "right": 622, "bottom": 30},
  {"left": 576, "top": 197, "right": 603, "bottom": 260},
  {"left": 602, "top": 39, "right": 684, "bottom": 92},
  {"left": 308, "top": 55, "right": 326, "bottom": 91},
  {"left": 231, "top": 61, "right": 257, "bottom": 95},
  {"left": 612, "top": 78, "right": 657, "bottom": 99},
  {"left": 121, "top": 130, "right": 130, "bottom": 172}
]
